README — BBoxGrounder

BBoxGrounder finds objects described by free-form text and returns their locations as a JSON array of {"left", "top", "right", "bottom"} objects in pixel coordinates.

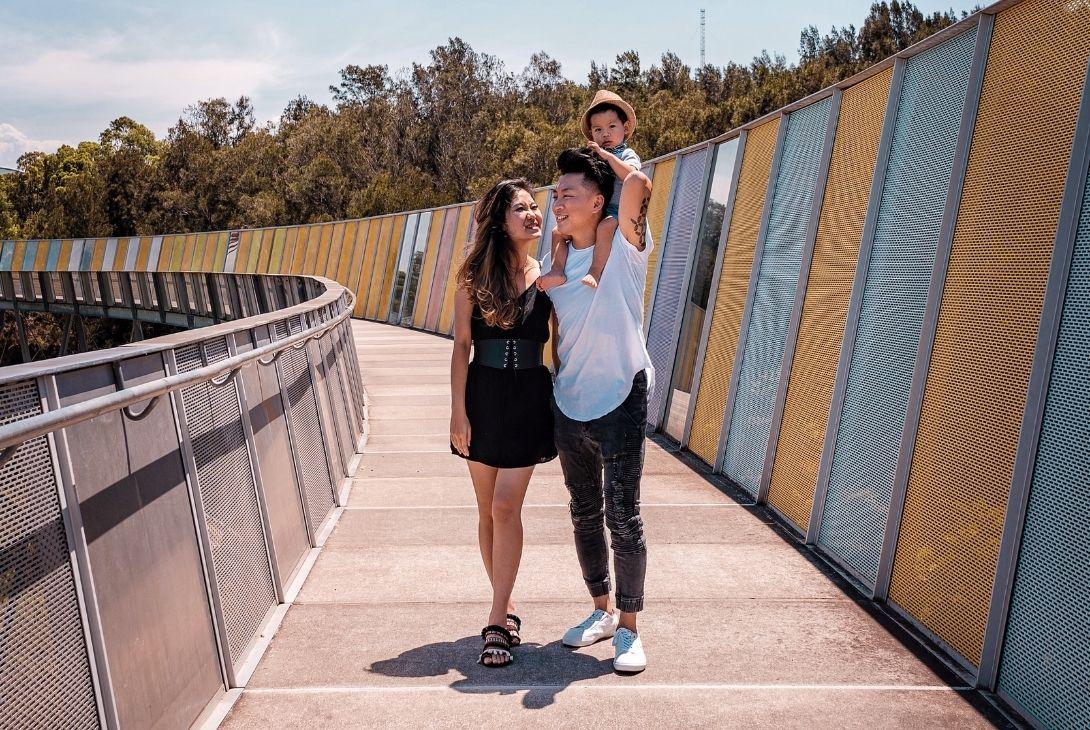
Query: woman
[{"left": 450, "top": 178, "right": 557, "bottom": 668}]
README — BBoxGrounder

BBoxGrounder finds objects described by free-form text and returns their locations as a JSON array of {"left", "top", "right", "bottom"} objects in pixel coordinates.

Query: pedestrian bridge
[{"left": 2, "top": 1, "right": 1089, "bottom": 727}]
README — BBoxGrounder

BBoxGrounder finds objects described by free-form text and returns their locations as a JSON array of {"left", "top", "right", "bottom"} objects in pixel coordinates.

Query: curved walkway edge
[{"left": 215, "top": 320, "right": 1008, "bottom": 729}]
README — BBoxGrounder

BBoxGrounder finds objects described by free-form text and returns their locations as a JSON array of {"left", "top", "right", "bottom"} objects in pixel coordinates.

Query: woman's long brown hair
[{"left": 456, "top": 178, "right": 535, "bottom": 330}]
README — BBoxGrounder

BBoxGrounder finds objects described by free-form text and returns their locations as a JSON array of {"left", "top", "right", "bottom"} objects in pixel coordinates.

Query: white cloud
[
  {"left": 0, "top": 43, "right": 281, "bottom": 113},
  {"left": 0, "top": 123, "right": 66, "bottom": 167}
]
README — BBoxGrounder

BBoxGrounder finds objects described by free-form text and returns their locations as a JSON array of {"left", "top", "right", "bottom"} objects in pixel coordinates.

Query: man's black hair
[
  {"left": 556, "top": 147, "right": 615, "bottom": 210},
  {"left": 589, "top": 102, "right": 628, "bottom": 125}
]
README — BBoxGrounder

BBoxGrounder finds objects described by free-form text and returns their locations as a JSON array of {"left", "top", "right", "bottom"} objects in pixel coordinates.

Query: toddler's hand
[{"left": 587, "top": 142, "right": 603, "bottom": 157}]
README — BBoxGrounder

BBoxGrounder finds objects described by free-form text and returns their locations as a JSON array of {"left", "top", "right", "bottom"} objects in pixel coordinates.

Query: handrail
[{"left": 0, "top": 289, "right": 354, "bottom": 461}]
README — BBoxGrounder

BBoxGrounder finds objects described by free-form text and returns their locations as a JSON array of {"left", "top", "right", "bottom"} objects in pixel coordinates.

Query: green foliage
[{"left": 3, "top": 2, "right": 968, "bottom": 240}]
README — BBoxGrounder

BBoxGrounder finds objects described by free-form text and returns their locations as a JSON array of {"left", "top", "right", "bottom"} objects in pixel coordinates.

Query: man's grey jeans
[{"left": 552, "top": 371, "right": 648, "bottom": 613}]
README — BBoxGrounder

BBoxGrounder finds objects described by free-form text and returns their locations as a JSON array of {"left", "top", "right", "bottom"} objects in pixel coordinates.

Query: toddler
[{"left": 538, "top": 90, "right": 641, "bottom": 289}]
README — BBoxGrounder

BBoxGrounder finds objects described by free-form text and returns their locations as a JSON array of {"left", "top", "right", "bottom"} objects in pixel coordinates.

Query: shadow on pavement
[{"left": 368, "top": 637, "right": 614, "bottom": 708}]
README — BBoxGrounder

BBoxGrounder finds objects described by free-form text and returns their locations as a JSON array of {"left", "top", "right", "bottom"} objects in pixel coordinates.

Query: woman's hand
[{"left": 450, "top": 411, "right": 472, "bottom": 457}]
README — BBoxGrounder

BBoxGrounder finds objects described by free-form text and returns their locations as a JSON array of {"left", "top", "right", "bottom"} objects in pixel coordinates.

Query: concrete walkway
[{"left": 221, "top": 320, "right": 1004, "bottom": 729}]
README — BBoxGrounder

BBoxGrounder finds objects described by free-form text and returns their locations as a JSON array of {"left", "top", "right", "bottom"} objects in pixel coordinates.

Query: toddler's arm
[
  {"left": 537, "top": 229, "right": 569, "bottom": 291},
  {"left": 588, "top": 142, "right": 640, "bottom": 181}
]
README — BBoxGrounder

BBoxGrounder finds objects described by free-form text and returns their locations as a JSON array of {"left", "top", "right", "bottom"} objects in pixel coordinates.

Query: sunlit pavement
[{"left": 220, "top": 320, "right": 1003, "bottom": 729}]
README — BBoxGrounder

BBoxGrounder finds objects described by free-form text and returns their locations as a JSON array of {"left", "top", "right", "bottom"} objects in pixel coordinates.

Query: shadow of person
[{"left": 368, "top": 637, "right": 614, "bottom": 709}]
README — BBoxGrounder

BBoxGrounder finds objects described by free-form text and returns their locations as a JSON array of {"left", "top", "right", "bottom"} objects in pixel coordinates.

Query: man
[{"left": 545, "top": 147, "right": 653, "bottom": 672}]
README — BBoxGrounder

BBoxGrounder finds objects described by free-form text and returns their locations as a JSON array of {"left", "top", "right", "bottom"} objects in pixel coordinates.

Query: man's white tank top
[{"left": 548, "top": 227, "right": 654, "bottom": 422}]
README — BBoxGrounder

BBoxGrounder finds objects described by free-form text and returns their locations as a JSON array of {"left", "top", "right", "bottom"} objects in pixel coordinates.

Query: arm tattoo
[{"left": 630, "top": 194, "right": 650, "bottom": 251}]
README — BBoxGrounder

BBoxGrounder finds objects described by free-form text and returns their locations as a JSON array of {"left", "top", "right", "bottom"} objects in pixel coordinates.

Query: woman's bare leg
[
  {"left": 487, "top": 465, "right": 534, "bottom": 628},
  {"left": 468, "top": 460, "right": 500, "bottom": 587}
]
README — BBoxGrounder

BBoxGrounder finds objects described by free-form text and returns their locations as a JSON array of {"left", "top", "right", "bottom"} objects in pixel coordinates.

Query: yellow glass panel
[
  {"left": 212, "top": 232, "right": 228, "bottom": 272},
  {"left": 767, "top": 67, "right": 893, "bottom": 531},
  {"left": 337, "top": 221, "right": 360, "bottom": 285},
  {"left": 233, "top": 230, "right": 252, "bottom": 273},
  {"left": 59, "top": 240, "right": 74, "bottom": 271},
  {"left": 414, "top": 209, "right": 446, "bottom": 328},
  {"left": 196, "top": 233, "right": 213, "bottom": 271},
  {"left": 90, "top": 239, "right": 107, "bottom": 271},
  {"left": 321, "top": 222, "right": 343, "bottom": 279},
  {"left": 165, "top": 235, "right": 182, "bottom": 271},
  {"left": 687, "top": 118, "right": 780, "bottom": 466},
  {"left": 890, "top": 0, "right": 1090, "bottom": 666},
  {"left": 35, "top": 239, "right": 51, "bottom": 270},
  {"left": 134, "top": 237, "right": 151, "bottom": 271},
  {"left": 246, "top": 230, "right": 263, "bottom": 272},
  {"left": 439, "top": 205, "right": 474, "bottom": 334},
  {"left": 643, "top": 157, "right": 678, "bottom": 312},
  {"left": 275, "top": 228, "right": 297, "bottom": 274},
  {"left": 365, "top": 218, "right": 394, "bottom": 318},
  {"left": 354, "top": 219, "right": 380, "bottom": 317},
  {"left": 375, "top": 215, "right": 407, "bottom": 319},
  {"left": 263, "top": 228, "right": 285, "bottom": 274},
  {"left": 182, "top": 234, "right": 198, "bottom": 270},
  {"left": 291, "top": 226, "right": 311, "bottom": 274}
]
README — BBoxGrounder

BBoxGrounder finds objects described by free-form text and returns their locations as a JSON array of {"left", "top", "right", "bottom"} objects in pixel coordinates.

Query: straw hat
[{"left": 580, "top": 89, "right": 637, "bottom": 141}]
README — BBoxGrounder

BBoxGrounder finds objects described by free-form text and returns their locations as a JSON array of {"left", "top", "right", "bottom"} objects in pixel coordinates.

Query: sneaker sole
[
  {"left": 613, "top": 660, "right": 647, "bottom": 672},
  {"left": 562, "top": 630, "right": 615, "bottom": 648}
]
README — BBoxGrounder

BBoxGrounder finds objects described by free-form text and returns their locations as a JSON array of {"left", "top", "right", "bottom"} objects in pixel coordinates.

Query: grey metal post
[
  {"left": 14, "top": 308, "right": 32, "bottom": 362},
  {"left": 40, "top": 375, "right": 121, "bottom": 730},
  {"left": 874, "top": 12, "right": 994, "bottom": 603},
  {"left": 643, "top": 155, "right": 685, "bottom": 337},
  {"left": 225, "top": 333, "right": 286, "bottom": 603},
  {"left": 714, "top": 112, "right": 790, "bottom": 475},
  {"left": 758, "top": 90, "right": 842, "bottom": 505},
  {"left": 808, "top": 58, "right": 907, "bottom": 545},
  {"left": 681, "top": 132, "right": 748, "bottom": 449},
  {"left": 976, "top": 54, "right": 1090, "bottom": 690},
  {"left": 655, "top": 142, "right": 717, "bottom": 431},
  {"left": 163, "top": 348, "right": 237, "bottom": 687}
]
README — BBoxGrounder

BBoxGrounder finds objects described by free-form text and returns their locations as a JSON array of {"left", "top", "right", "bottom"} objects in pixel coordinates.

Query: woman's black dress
[{"left": 452, "top": 286, "right": 557, "bottom": 468}]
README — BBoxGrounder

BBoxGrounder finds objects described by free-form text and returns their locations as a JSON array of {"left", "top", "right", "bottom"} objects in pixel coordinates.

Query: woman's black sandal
[
  {"left": 506, "top": 613, "right": 522, "bottom": 646},
  {"left": 479, "top": 625, "right": 513, "bottom": 667}
]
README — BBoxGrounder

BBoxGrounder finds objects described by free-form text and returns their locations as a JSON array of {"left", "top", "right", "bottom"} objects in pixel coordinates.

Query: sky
[{"left": 0, "top": 0, "right": 981, "bottom": 168}]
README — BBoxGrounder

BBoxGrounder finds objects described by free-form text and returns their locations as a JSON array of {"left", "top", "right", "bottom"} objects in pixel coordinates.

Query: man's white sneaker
[
  {"left": 562, "top": 609, "right": 618, "bottom": 647},
  {"left": 612, "top": 628, "right": 646, "bottom": 672}
]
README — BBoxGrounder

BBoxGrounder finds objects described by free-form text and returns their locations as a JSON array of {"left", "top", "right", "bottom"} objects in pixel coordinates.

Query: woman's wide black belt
[{"left": 473, "top": 338, "right": 544, "bottom": 370}]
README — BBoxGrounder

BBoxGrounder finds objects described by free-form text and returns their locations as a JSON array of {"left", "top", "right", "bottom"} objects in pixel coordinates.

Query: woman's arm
[
  {"left": 617, "top": 169, "right": 653, "bottom": 251},
  {"left": 450, "top": 288, "right": 473, "bottom": 456}
]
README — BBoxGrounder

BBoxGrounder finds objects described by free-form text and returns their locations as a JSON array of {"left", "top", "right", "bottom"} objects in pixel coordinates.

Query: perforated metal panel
[
  {"left": 0, "top": 381, "right": 100, "bottom": 729},
  {"left": 998, "top": 120, "right": 1090, "bottom": 730},
  {"left": 318, "top": 334, "right": 354, "bottom": 475},
  {"left": 643, "top": 157, "right": 677, "bottom": 311},
  {"left": 176, "top": 340, "right": 275, "bottom": 664},
  {"left": 768, "top": 68, "right": 893, "bottom": 530},
  {"left": 647, "top": 147, "right": 710, "bottom": 429},
  {"left": 818, "top": 28, "right": 978, "bottom": 584},
  {"left": 890, "top": 1, "right": 1090, "bottom": 666},
  {"left": 723, "top": 97, "right": 833, "bottom": 496},
  {"left": 688, "top": 119, "right": 780, "bottom": 466},
  {"left": 276, "top": 320, "right": 336, "bottom": 530}
]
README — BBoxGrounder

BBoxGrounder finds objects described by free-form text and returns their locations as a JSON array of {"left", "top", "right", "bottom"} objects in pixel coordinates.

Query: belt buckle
[{"left": 504, "top": 339, "right": 517, "bottom": 369}]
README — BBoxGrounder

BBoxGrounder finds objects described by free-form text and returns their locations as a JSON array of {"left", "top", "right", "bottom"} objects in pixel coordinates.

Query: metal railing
[{"left": 0, "top": 273, "right": 367, "bottom": 729}]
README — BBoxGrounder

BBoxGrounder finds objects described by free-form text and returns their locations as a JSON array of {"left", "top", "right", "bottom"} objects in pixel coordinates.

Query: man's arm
[{"left": 617, "top": 169, "right": 653, "bottom": 251}]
